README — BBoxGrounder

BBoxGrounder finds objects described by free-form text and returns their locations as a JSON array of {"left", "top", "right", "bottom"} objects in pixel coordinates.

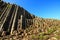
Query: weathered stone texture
[
  {"left": 0, "top": 1, "right": 35, "bottom": 36},
  {"left": 1, "top": 0, "right": 60, "bottom": 40}
]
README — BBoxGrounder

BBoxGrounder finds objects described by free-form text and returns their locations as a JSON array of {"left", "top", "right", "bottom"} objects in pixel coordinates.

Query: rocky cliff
[{"left": 0, "top": 0, "right": 60, "bottom": 40}]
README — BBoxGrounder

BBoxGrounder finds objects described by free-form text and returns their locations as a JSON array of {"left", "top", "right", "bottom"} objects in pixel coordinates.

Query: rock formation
[
  {"left": 0, "top": 0, "right": 35, "bottom": 35},
  {"left": 0, "top": 0, "right": 60, "bottom": 40}
]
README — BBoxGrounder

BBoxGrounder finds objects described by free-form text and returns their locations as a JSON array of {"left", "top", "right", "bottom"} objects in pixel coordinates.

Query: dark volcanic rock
[
  {"left": 0, "top": 0, "right": 35, "bottom": 36},
  {"left": 0, "top": 0, "right": 60, "bottom": 40}
]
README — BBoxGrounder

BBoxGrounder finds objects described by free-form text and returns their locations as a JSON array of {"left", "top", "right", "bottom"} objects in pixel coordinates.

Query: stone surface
[{"left": 0, "top": 0, "right": 60, "bottom": 40}]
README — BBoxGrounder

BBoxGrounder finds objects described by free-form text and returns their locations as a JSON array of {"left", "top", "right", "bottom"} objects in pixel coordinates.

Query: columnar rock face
[
  {"left": 1, "top": 1, "right": 60, "bottom": 40},
  {"left": 0, "top": 1, "right": 35, "bottom": 36}
]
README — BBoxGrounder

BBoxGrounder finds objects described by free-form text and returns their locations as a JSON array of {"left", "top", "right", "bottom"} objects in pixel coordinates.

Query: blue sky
[{"left": 3, "top": 0, "right": 60, "bottom": 19}]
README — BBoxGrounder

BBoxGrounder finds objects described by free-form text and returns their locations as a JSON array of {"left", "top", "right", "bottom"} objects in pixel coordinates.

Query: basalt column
[
  {"left": 22, "top": 9, "right": 26, "bottom": 29},
  {"left": 10, "top": 5, "right": 19, "bottom": 35}
]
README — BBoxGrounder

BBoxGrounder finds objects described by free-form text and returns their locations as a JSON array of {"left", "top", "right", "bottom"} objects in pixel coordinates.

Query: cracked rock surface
[{"left": 0, "top": 0, "right": 60, "bottom": 40}]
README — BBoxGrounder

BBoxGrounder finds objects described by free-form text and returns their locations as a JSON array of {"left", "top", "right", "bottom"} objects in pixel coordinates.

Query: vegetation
[{"left": 1, "top": 0, "right": 60, "bottom": 40}]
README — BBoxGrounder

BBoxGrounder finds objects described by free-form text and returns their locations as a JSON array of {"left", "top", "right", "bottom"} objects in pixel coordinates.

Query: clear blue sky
[{"left": 3, "top": 0, "right": 60, "bottom": 19}]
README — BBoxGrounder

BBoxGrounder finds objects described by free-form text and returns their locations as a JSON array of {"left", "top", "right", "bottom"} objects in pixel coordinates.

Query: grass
[
  {"left": 44, "top": 26, "right": 57, "bottom": 35},
  {"left": 32, "top": 35, "right": 49, "bottom": 40}
]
